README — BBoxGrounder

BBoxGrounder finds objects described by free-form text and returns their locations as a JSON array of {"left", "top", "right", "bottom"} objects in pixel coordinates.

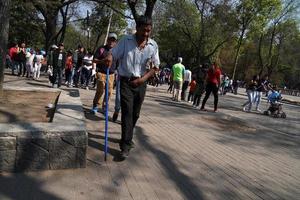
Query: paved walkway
[{"left": 1, "top": 73, "right": 300, "bottom": 200}]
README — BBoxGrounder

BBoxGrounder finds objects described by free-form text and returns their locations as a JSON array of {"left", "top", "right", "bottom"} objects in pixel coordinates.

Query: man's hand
[
  {"left": 130, "top": 77, "right": 145, "bottom": 88},
  {"left": 105, "top": 53, "right": 113, "bottom": 68},
  {"left": 93, "top": 53, "right": 113, "bottom": 68}
]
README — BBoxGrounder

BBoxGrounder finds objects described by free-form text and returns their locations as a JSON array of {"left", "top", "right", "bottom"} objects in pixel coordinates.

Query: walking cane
[{"left": 104, "top": 67, "right": 109, "bottom": 161}]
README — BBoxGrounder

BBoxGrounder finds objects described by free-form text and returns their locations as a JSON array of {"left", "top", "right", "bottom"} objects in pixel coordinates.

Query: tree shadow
[
  {"left": 0, "top": 115, "right": 65, "bottom": 199},
  {"left": 135, "top": 126, "right": 205, "bottom": 200},
  {"left": 213, "top": 124, "right": 300, "bottom": 159},
  {"left": 87, "top": 135, "right": 124, "bottom": 162},
  {"left": 0, "top": 174, "right": 63, "bottom": 200}
]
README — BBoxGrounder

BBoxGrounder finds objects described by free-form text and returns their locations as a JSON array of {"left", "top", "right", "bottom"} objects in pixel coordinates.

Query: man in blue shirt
[{"left": 106, "top": 15, "right": 160, "bottom": 158}]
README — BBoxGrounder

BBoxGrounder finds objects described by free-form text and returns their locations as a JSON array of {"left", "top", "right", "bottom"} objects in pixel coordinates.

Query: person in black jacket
[{"left": 52, "top": 43, "right": 66, "bottom": 88}]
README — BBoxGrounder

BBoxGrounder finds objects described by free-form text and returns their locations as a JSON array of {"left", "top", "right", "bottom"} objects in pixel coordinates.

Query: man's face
[
  {"left": 79, "top": 47, "right": 84, "bottom": 52},
  {"left": 136, "top": 24, "right": 152, "bottom": 41},
  {"left": 107, "top": 38, "right": 117, "bottom": 48},
  {"left": 21, "top": 43, "right": 25, "bottom": 48},
  {"left": 59, "top": 45, "right": 64, "bottom": 51}
]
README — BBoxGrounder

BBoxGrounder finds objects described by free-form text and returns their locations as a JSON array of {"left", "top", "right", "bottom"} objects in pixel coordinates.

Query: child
[
  {"left": 268, "top": 85, "right": 282, "bottom": 104},
  {"left": 188, "top": 78, "right": 197, "bottom": 103}
]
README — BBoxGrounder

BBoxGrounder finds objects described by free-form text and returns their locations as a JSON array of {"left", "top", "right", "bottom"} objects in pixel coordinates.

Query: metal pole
[
  {"left": 104, "top": 10, "right": 113, "bottom": 45},
  {"left": 104, "top": 67, "right": 110, "bottom": 161},
  {"left": 104, "top": 9, "right": 113, "bottom": 161}
]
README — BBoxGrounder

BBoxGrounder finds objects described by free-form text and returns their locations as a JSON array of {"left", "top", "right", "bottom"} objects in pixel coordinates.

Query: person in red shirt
[
  {"left": 200, "top": 62, "right": 221, "bottom": 112},
  {"left": 9, "top": 43, "right": 18, "bottom": 75},
  {"left": 65, "top": 50, "right": 73, "bottom": 87}
]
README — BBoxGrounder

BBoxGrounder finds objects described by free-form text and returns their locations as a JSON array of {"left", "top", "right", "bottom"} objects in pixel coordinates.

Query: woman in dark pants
[{"left": 200, "top": 62, "right": 221, "bottom": 112}]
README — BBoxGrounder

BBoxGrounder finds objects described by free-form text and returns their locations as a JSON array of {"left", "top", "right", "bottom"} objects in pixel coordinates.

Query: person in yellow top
[{"left": 172, "top": 57, "right": 185, "bottom": 101}]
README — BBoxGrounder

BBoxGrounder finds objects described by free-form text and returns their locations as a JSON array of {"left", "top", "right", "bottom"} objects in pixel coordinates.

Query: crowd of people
[
  {"left": 161, "top": 58, "right": 278, "bottom": 114},
  {"left": 5, "top": 15, "right": 281, "bottom": 159},
  {"left": 7, "top": 42, "right": 47, "bottom": 79}
]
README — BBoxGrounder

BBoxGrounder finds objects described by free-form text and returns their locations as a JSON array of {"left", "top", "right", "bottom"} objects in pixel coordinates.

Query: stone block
[
  {"left": 0, "top": 137, "right": 16, "bottom": 151},
  {"left": 61, "top": 135, "right": 87, "bottom": 147},
  {"left": 77, "top": 146, "right": 87, "bottom": 168},
  {"left": 16, "top": 137, "right": 49, "bottom": 171},
  {"left": 49, "top": 137, "right": 77, "bottom": 169},
  {"left": 0, "top": 86, "right": 87, "bottom": 172},
  {"left": 0, "top": 150, "right": 16, "bottom": 172}
]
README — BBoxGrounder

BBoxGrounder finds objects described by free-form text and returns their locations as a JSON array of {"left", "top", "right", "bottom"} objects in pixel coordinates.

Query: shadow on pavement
[
  {"left": 135, "top": 126, "right": 205, "bottom": 200},
  {"left": 0, "top": 174, "right": 63, "bottom": 200}
]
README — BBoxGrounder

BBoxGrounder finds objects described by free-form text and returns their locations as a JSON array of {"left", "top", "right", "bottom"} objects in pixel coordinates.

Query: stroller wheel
[
  {"left": 273, "top": 114, "right": 279, "bottom": 118},
  {"left": 263, "top": 111, "right": 269, "bottom": 116},
  {"left": 281, "top": 113, "right": 286, "bottom": 118}
]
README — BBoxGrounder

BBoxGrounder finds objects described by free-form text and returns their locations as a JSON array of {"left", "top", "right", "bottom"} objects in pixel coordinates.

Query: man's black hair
[{"left": 136, "top": 15, "right": 152, "bottom": 27}]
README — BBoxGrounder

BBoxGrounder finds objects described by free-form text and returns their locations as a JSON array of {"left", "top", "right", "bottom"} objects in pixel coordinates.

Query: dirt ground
[{"left": 0, "top": 89, "right": 60, "bottom": 123}]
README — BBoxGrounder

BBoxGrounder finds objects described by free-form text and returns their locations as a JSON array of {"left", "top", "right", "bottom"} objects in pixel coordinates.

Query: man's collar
[{"left": 128, "top": 34, "right": 154, "bottom": 46}]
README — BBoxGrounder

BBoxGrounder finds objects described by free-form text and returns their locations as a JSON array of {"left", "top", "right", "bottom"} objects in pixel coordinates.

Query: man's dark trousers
[
  {"left": 120, "top": 79, "right": 146, "bottom": 150},
  {"left": 53, "top": 67, "right": 63, "bottom": 87}
]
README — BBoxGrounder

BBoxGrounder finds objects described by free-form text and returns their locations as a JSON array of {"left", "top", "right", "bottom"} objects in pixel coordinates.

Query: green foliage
[
  {"left": 63, "top": 25, "right": 84, "bottom": 51},
  {"left": 153, "top": 0, "right": 300, "bottom": 88},
  {"left": 85, "top": 2, "right": 127, "bottom": 50},
  {"left": 9, "top": 0, "right": 44, "bottom": 48}
]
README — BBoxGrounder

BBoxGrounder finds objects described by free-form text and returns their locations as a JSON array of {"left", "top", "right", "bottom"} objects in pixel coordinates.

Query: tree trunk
[
  {"left": 232, "top": 29, "right": 245, "bottom": 80},
  {"left": 258, "top": 33, "right": 264, "bottom": 76},
  {"left": 266, "top": 25, "right": 276, "bottom": 76},
  {"left": 45, "top": 14, "right": 58, "bottom": 52},
  {"left": 0, "top": 0, "right": 11, "bottom": 95},
  {"left": 58, "top": 5, "right": 69, "bottom": 44}
]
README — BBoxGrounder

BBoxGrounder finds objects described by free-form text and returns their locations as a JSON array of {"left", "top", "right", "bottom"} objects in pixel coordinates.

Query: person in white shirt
[
  {"left": 81, "top": 50, "right": 94, "bottom": 90},
  {"left": 25, "top": 49, "right": 35, "bottom": 78},
  {"left": 33, "top": 49, "right": 44, "bottom": 80},
  {"left": 181, "top": 68, "right": 192, "bottom": 101}
]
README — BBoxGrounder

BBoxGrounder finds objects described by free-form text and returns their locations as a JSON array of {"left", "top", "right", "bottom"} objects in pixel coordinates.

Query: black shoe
[
  {"left": 112, "top": 111, "right": 119, "bottom": 122},
  {"left": 120, "top": 148, "right": 130, "bottom": 159},
  {"left": 129, "top": 141, "right": 135, "bottom": 149}
]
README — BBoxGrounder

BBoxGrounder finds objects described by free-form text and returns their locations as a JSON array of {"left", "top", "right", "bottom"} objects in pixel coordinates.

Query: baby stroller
[{"left": 263, "top": 90, "right": 286, "bottom": 118}]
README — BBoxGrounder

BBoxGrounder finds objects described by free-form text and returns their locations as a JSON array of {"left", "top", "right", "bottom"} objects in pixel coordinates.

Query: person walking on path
[
  {"left": 16, "top": 42, "right": 27, "bottom": 77},
  {"left": 254, "top": 75, "right": 270, "bottom": 112},
  {"left": 9, "top": 43, "right": 19, "bottom": 75},
  {"left": 65, "top": 51, "right": 73, "bottom": 87},
  {"left": 193, "top": 64, "right": 208, "bottom": 108},
  {"left": 73, "top": 45, "right": 85, "bottom": 88},
  {"left": 92, "top": 33, "right": 118, "bottom": 114},
  {"left": 242, "top": 75, "right": 259, "bottom": 112},
  {"left": 33, "top": 49, "right": 44, "bottom": 80},
  {"left": 200, "top": 62, "right": 221, "bottom": 112},
  {"left": 105, "top": 16, "right": 160, "bottom": 158},
  {"left": 81, "top": 49, "right": 94, "bottom": 90},
  {"left": 181, "top": 67, "right": 192, "bottom": 101},
  {"left": 172, "top": 57, "right": 185, "bottom": 101},
  {"left": 188, "top": 77, "right": 197, "bottom": 103},
  {"left": 25, "top": 49, "right": 34, "bottom": 78},
  {"left": 52, "top": 43, "right": 66, "bottom": 88}
]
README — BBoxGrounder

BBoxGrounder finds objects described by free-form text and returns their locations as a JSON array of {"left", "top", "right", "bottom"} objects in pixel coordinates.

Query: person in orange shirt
[
  {"left": 188, "top": 77, "right": 197, "bottom": 103},
  {"left": 65, "top": 50, "right": 73, "bottom": 87}
]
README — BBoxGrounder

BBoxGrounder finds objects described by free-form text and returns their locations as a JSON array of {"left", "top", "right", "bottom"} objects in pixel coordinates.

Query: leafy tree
[
  {"left": 154, "top": 0, "right": 237, "bottom": 67},
  {"left": 231, "top": 0, "right": 282, "bottom": 80},
  {"left": 9, "top": 0, "right": 43, "bottom": 48},
  {"left": 29, "top": 0, "right": 79, "bottom": 52},
  {"left": 87, "top": 1, "right": 127, "bottom": 52}
]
